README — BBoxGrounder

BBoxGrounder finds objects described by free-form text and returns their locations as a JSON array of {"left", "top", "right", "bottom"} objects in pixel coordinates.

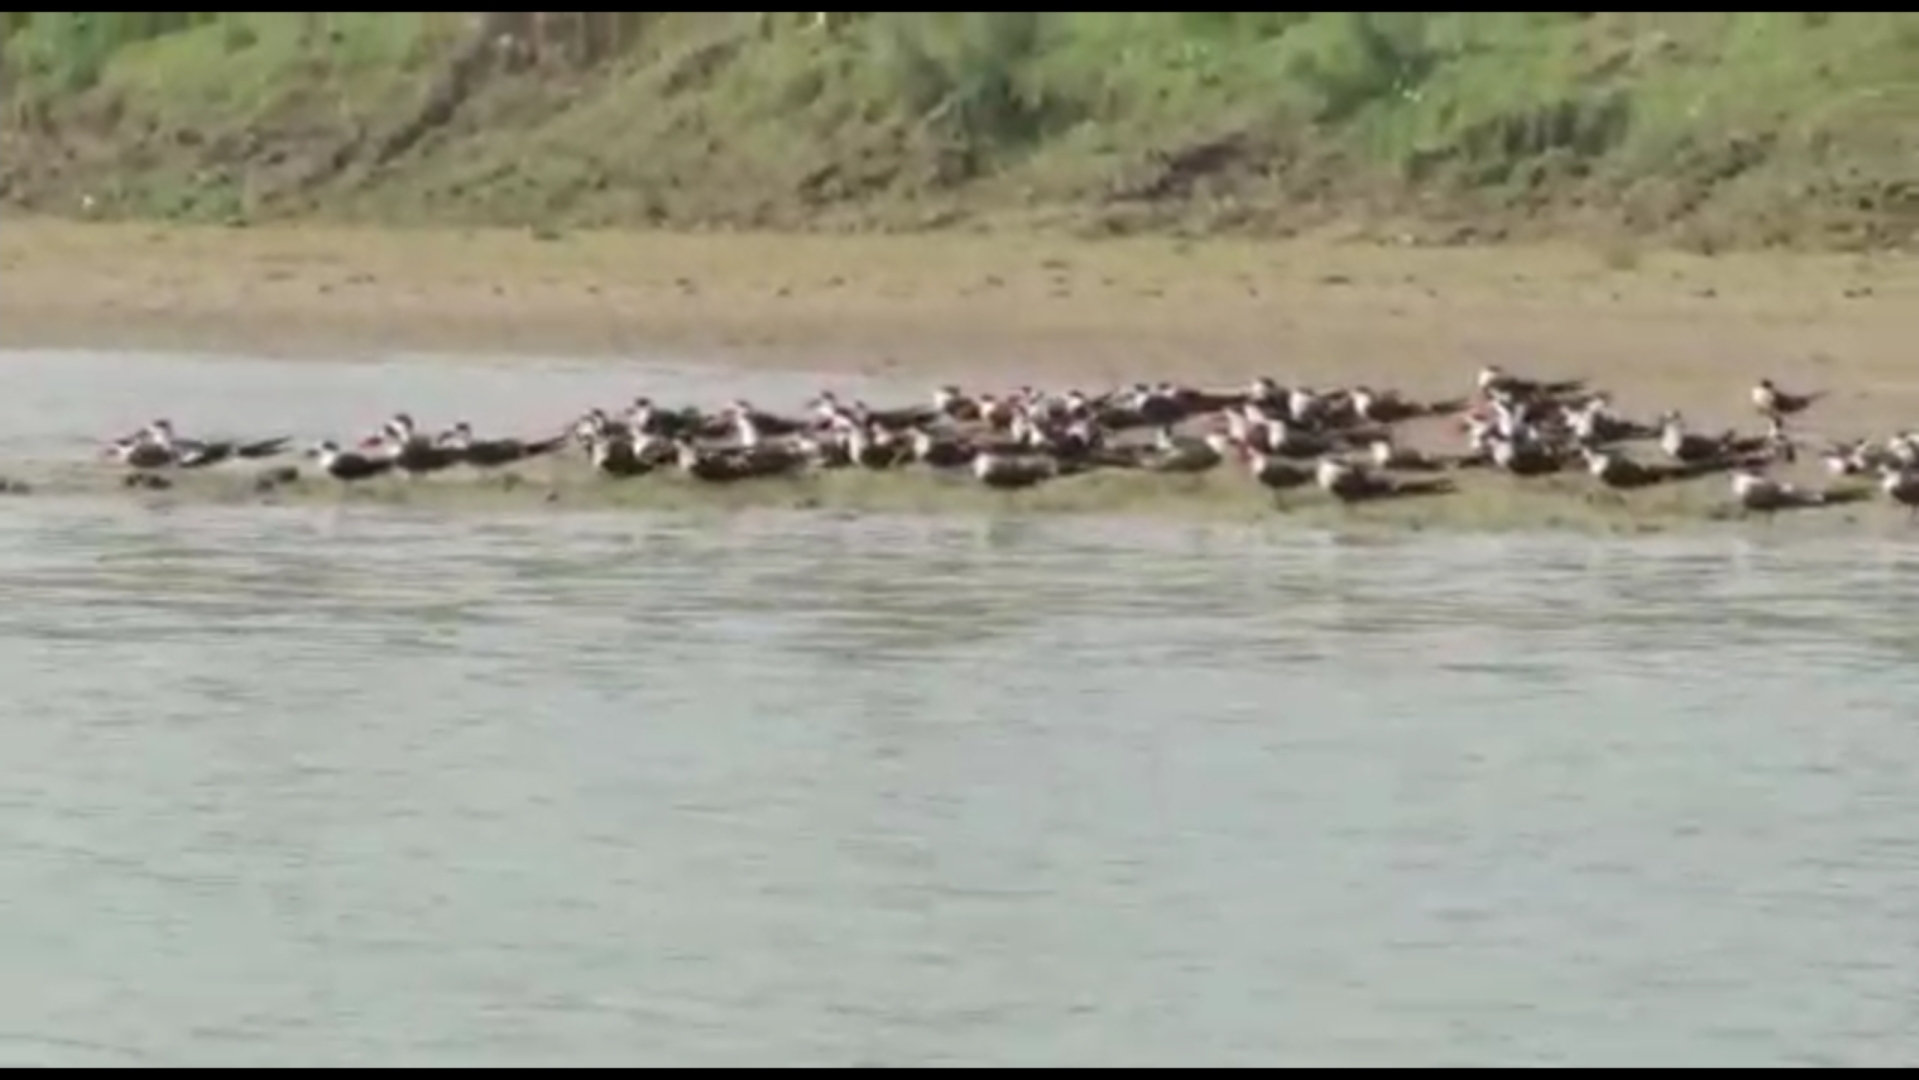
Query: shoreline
[
  {"left": 0, "top": 448, "right": 1901, "bottom": 541},
  {"left": 3, "top": 218, "right": 1915, "bottom": 539}
]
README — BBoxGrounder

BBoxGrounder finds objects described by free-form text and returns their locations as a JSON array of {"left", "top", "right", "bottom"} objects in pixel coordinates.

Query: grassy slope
[{"left": 3, "top": 12, "right": 1918, "bottom": 251}]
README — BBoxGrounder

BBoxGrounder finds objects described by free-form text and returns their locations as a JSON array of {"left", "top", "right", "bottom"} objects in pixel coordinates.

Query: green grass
[{"left": 6, "top": 12, "right": 1919, "bottom": 248}]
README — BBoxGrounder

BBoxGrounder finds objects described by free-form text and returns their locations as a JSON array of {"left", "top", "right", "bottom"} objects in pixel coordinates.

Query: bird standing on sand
[
  {"left": 310, "top": 440, "right": 395, "bottom": 483},
  {"left": 1314, "top": 457, "right": 1395, "bottom": 502},
  {"left": 1728, "top": 467, "right": 1824, "bottom": 521},
  {"left": 971, "top": 450, "right": 1054, "bottom": 490},
  {"left": 587, "top": 434, "right": 653, "bottom": 478},
  {"left": 438, "top": 421, "right": 568, "bottom": 469},
  {"left": 1879, "top": 467, "right": 1919, "bottom": 521},
  {"left": 1750, "top": 378, "right": 1822, "bottom": 420},
  {"left": 105, "top": 434, "right": 178, "bottom": 470},
  {"left": 1246, "top": 448, "right": 1313, "bottom": 491}
]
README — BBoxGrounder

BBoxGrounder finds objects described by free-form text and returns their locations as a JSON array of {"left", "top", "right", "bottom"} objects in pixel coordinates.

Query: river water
[{"left": 1, "top": 348, "right": 1916, "bottom": 1067}]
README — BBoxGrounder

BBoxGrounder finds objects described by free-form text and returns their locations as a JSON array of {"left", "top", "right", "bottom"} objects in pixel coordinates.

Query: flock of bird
[{"left": 86, "top": 364, "right": 1919, "bottom": 520}]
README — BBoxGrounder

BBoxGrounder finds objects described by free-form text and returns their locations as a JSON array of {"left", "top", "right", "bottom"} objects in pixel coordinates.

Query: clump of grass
[{"left": 4, "top": 12, "right": 213, "bottom": 93}]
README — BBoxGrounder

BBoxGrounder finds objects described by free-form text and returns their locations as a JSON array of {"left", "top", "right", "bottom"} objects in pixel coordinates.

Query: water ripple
[{"left": 1, "top": 351, "right": 1917, "bottom": 1066}]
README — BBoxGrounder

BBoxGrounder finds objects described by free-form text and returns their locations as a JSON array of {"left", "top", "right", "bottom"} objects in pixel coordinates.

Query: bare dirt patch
[{"left": 4, "top": 219, "right": 1915, "bottom": 424}]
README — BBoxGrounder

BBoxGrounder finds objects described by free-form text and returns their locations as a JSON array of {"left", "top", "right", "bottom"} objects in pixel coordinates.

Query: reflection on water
[
  {"left": 0, "top": 350, "right": 1917, "bottom": 1066},
  {"left": 2, "top": 502, "right": 1917, "bottom": 1067}
]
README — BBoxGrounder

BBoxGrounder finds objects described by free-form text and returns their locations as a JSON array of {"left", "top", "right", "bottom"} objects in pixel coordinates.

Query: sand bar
[{"left": 1, "top": 220, "right": 1914, "bottom": 427}]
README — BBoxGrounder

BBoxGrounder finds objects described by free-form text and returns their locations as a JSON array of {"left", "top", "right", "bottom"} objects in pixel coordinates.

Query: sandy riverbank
[
  {"left": 2, "top": 219, "right": 1915, "bottom": 534},
  {"left": 3, "top": 220, "right": 1914, "bottom": 413}
]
